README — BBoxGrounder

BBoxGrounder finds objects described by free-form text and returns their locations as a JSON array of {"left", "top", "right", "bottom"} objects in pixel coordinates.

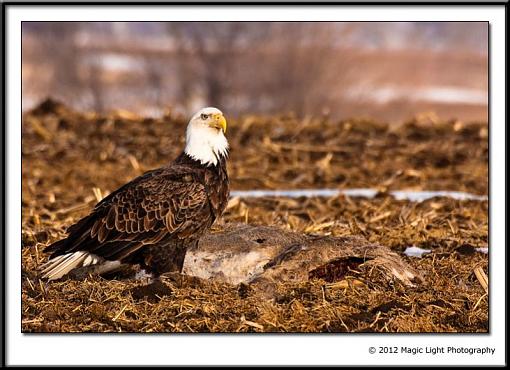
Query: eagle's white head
[{"left": 184, "top": 107, "right": 229, "bottom": 166}]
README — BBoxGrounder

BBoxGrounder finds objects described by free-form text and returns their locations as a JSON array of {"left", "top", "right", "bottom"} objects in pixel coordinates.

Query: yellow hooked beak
[{"left": 209, "top": 114, "right": 227, "bottom": 133}]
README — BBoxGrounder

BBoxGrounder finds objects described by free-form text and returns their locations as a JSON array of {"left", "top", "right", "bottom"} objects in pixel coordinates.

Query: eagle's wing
[{"left": 46, "top": 166, "right": 212, "bottom": 261}]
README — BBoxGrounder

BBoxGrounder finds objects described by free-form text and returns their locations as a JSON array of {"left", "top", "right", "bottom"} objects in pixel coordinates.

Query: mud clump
[{"left": 128, "top": 280, "right": 173, "bottom": 303}]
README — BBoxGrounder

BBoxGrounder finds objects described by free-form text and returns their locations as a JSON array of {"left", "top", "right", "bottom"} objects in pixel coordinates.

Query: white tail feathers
[{"left": 39, "top": 251, "right": 103, "bottom": 281}]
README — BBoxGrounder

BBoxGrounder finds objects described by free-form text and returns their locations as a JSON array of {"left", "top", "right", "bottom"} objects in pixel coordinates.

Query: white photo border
[{"left": 5, "top": 3, "right": 506, "bottom": 366}]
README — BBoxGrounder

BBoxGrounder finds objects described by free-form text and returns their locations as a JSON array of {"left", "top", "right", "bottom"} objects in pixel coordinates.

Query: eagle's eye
[{"left": 201, "top": 113, "right": 208, "bottom": 120}]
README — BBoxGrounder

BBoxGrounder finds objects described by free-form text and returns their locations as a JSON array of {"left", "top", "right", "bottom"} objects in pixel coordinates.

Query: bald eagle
[{"left": 39, "top": 107, "right": 229, "bottom": 281}]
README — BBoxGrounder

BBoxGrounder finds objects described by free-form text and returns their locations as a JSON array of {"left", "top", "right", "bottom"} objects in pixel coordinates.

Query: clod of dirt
[
  {"left": 128, "top": 280, "right": 173, "bottom": 303},
  {"left": 22, "top": 232, "right": 37, "bottom": 248},
  {"left": 455, "top": 243, "right": 476, "bottom": 255},
  {"left": 237, "top": 282, "right": 252, "bottom": 298},
  {"left": 372, "top": 300, "right": 407, "bottom": 314},
  {"left": 31, "top": 97, "right": 65, "bottom": 115}
]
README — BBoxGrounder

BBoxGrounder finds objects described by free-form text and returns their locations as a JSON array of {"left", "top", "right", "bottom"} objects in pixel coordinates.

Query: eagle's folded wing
[{"left": 46, "top": 167, "right": 211, "bottom": 261}]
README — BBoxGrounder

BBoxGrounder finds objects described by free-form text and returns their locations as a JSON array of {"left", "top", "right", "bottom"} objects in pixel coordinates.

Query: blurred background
[{"left": 22, "top": 21, "right": 488, "bottom": 122}]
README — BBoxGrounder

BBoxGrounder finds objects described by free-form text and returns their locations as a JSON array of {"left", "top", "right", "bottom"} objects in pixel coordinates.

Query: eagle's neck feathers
[{"left": 184, "top": 124, "right": 229, "bottom": 166}]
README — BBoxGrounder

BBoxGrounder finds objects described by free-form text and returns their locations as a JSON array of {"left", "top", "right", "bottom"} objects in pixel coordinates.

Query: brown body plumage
[{"left": 40, "top": 107, "right": 230, "bottom": 280}]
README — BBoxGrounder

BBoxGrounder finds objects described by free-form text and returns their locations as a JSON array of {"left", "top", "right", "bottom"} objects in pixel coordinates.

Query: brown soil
[{"left": 22, "top": 99, "right": 488, "bottom": 333}]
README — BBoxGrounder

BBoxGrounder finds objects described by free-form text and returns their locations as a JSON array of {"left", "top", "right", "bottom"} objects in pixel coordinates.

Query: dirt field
[{"left": 22, "top": 99, "right": 488, "bottom": 332}]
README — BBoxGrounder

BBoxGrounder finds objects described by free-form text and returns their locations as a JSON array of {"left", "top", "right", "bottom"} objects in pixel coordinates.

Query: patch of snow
[
  {"left": 475, "top": 247, "right": 489, "bottom": 254},
  {"left": 404, "top": 246, "right": 432, "bottom": 258},
  {"left": 390, "top": 190, "right": 487, "bottom": 202},
  {"left": 230, "top": 188, "right": 488, "bottom": 202}
]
